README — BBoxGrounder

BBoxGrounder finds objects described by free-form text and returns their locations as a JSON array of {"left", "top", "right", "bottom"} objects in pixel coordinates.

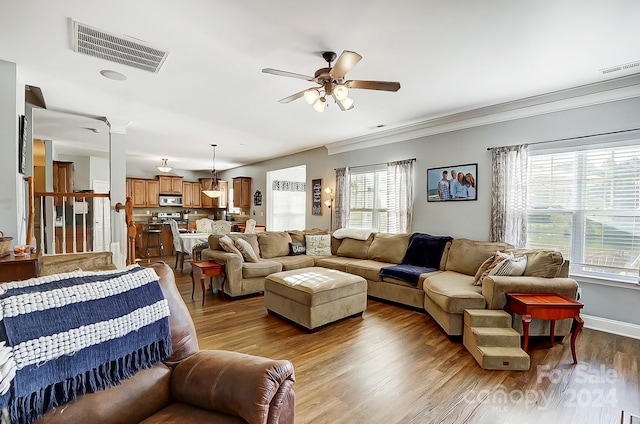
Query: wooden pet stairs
[{"left": 463, "top": 309, "right": 530, "bottom": 371}]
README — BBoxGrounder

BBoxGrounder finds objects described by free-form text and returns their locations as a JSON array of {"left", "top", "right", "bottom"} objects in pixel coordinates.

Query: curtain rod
[
  {"left": 486, "top": 128, "right": 640, "bottom": 151},
  {"left": 334, "top": 158, "right": 416, "bottom": 171}
]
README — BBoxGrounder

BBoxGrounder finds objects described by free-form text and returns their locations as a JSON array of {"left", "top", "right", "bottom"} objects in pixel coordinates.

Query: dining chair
[
  {"left": 195, "top": 218, "right": 213, "bottom": 233},
  {"left": 169, "top": 219, "right": 190, "bottom": 272},
  {"left": 244, "top": 219, "right": 257, "bottom": 234},
  {"left": 210, "top": 220, "right": 232, "bottom": 235}
]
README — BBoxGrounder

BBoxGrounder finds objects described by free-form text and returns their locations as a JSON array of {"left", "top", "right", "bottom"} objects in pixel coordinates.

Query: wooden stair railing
[
  {"left": 116, "top": 197, "right": 137, "bottom": 265},
  {"left": 24, "top": 176, "right": 34, "bottom": 247}
]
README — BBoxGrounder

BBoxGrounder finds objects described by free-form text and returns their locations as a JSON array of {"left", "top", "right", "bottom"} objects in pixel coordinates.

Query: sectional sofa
[{"left": 201, "top": 230, "right": 578, "bottom": 337}]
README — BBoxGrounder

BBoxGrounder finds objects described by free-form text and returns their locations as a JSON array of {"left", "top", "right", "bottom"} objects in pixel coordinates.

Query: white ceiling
[{"left": 1, "top": 0, "right": 639, "bottom": 172}]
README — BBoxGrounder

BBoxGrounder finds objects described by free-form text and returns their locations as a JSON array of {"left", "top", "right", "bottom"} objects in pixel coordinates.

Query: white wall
[
  {"left": 0, "top": 60, "right": 26, "bottom": 246},
  {"left": 219, "top": 96, "right": 640, "bottom": 327}
]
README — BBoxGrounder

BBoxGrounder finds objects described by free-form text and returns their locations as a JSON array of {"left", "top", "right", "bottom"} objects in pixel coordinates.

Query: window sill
[{"left": 570, "top": 272, "right": 640, "bottom": 290}]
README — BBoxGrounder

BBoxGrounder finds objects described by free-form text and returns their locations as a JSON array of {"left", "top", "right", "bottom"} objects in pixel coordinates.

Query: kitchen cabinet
[
  {"left": 200, "top": 179, "right": 227, "bottom": 209},
  {"left": 214, "top": 180, "right": 228, "bottom": 208},
  {"left": 126, "top": 178, "right": 132, "bottom": 201},
  {"left": 192, "top": 181, "right": 202, "bottom": 208},
  {"left": 233, "top": 177, "right": 251, "bottom": 209},
  {"left": 183, "top": 181, "right": 203, "bottom": 208},
  {"left": 158, "top": 175, "right": 183, "bottom": 195},
  {"left": 128, "top": 178, "right": 159, "bottom": 208},
  {"left": 146, "top": 180, "right": 159, "bottom": 207},
  {"left": 182, "top": 181, "right": 193, "bottom": 207},
  {"left": 200, "top": 179, "right": 213, "bottom": 208}
]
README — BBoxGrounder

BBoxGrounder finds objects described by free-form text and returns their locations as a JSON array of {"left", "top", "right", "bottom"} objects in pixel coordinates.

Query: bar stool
[{"left": 146, "top": 222, "right": 164, "bottom": 259}]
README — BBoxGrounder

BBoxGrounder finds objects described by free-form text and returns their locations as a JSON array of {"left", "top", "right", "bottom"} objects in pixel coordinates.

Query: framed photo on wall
[
  {"left": 311, "top": 178, "right": 323, "bottom": 215},
  {"left": 427, "top": 163, "right": 477, "bottom": 202}
]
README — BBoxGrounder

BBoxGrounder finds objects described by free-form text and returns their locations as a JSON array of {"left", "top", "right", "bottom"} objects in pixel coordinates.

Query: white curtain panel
[
  {"left": 490, "top": 145, "right": 528, "bottom": 247},
  {"left": 387, "top": 159, "right": 414, "bottom": 234},
  {"left": 334, "top": 167, "right": 349, "bottom": 230}
]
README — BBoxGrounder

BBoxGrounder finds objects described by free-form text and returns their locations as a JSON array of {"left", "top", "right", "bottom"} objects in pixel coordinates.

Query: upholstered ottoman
[{"left": 264, "top": 267, "right": 367, "bottom": 330}]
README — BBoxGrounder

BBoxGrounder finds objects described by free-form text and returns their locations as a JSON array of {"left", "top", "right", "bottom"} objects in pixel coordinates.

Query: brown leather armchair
[{"left": 36, "top": 262, "right": 295, "bottom": 424}]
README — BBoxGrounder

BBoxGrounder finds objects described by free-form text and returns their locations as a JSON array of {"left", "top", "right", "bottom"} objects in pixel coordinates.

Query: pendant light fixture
[
  {"left": 202, "top": 144, "right": 222, "bottom": 198},
  {"left": 156, "top": 158, "right": 172, "bottom": 173}
]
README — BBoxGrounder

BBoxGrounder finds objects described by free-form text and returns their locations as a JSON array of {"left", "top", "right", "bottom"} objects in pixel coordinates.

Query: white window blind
[
  {"left": 527, "top": 142, "right": 640, "bottom": 282},
  {"left": 348, "top": 164, "right": 388, "bottom": 232},
  {"left": 271, "top": 180, "right": 306, "bottom": 231}
]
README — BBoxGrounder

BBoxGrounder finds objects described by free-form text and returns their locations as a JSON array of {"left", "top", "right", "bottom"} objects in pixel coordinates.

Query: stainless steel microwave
[{"left": 159, "top": 195, "right": 183, "bottom": 207}]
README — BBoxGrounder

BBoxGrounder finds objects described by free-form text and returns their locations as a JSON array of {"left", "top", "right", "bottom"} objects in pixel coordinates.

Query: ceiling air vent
[
  {"left": 71, "top": 20, "right": 169, "bottom": 73},
  {"left": 601, "top": 60, "right": 640, "bottom": 75}
]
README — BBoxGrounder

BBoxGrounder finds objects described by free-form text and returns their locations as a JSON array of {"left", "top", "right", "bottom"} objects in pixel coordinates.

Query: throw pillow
[
  {"left": 488, "top": 255, "right": 528, "bottom": 278},
  {"left": 289, "top": 242, "right": 306, "bottom": 256},
  {"left": 219, "top": 235, "right": 243, "bottom": 261},
  {"left": 235, "top": 238, "right": 259, "bottom": 262},
  {"left": 473, "top": 251, "right": 513, "bottom": 286},
  {"left": 305, "top": 234, "right": 332, "bottom": 256}
]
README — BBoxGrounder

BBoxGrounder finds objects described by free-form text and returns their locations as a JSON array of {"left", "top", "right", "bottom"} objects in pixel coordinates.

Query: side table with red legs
[
  {"left": 504, "top": 293, "right": 584, "bottom": 364},
  {"left": 190, "top": 260, "right": 226, "bottom": 305}
]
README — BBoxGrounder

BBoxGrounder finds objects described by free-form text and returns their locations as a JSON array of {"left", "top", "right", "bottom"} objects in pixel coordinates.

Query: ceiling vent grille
[
  {"left": 72, "top": 20, "right": 169, "bottom": 73},
  {"left": 601, "top": 60, "right": 640, "bottom": 75}
]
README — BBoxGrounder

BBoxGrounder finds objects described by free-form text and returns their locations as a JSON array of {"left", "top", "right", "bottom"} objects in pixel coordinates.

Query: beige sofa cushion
[
  {"left": 445, "top": 238, "right": 512, "bottom": 276},
  {"left": 423, "top": 271, "right": 486, "bottom": 313},
  {"left": 271, "top": 255, "right": 315, "bottom": 271},
  {"left": 242, "top": 259, "right": 282, "bottom": 278},
  {"left": 331, "top": 236, "right": 343, "bottom": 255},
  {"left": 345, "top": 260, "right": 390, "bottom": 282},
  {"left": 439, "top": 241, "right": 452, "bottom": 270},
  {"left": 336, "top": 234, "right": 374, "bottom": 259},
  {"left": 506, "top": 249, "right": 565, "bottom": 277},
  {"left": 315, "top": 256, "right": 361, "bottom": 272},
  {"left": 368, "top": 233, "right": 410, "bottom": 264},
  {"left": 288, "top": 230, "right": 305, "bottom": 245},
  {"left": 257, "top": 232, "right": 292, "bottom": 259}
]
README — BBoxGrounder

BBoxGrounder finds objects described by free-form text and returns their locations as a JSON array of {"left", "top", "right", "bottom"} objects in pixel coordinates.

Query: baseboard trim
[{"left": 582, "top": 314, "right": 640, "bottom": 340}]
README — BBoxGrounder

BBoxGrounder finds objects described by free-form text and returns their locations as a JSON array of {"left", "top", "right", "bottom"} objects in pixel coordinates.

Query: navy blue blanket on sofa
[{"left": 379, "top": 233, "right": 453, "bottom": 286}]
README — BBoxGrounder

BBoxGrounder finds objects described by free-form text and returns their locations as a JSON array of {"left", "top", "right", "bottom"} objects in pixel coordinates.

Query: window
[
  {"left": 348, "top": 164, "right": 388, "bottom": 232},
  {"left": 266, "top": 166, "right": 306, "bottom": 231},
  {"left": 527, "top": 142, "right": 640, "bottom": 282}
]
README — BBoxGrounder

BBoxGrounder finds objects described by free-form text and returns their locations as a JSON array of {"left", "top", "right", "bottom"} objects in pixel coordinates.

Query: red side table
[
  {"left": 504, "top": 293, "right": 584, "bottom": 364},
  {"left": 190, "top": 260, "right": 226, "bottom": 305}
]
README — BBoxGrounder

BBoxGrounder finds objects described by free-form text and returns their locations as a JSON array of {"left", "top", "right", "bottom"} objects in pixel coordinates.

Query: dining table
[{"left": 179, "top": 232, "right": 210, "bottom": 253}]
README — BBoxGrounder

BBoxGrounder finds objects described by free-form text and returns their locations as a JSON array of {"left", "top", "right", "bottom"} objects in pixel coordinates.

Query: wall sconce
[{"left": 324, "top": 187, "right": 334, "bottom": 231}]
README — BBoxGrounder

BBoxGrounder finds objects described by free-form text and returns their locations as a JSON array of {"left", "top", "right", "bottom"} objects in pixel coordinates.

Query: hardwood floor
[{"left": 153, "top": 257, "right": 640, "bottom": 424}]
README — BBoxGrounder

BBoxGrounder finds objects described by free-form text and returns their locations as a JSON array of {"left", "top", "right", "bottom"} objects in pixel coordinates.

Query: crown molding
[{"left": 325, "top": 72, "right": 640, "bottom": 155}]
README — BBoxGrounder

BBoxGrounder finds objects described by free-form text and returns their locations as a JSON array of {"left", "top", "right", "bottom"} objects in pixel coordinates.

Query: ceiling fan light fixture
[
  {"left": 333, "top": 84, "right": 349, "bottom": 101},
  {"left": 312, "top": 97, "right": 327, "bottom": 113},
  {"left": 156, "top": 158, "right": 172, "bottom": 173},
  {"left": 304, "top": 88, "right": 320, "bottom": 105},
  {"left": 338, "top": 96, "right": 354, "bottom": 110}
]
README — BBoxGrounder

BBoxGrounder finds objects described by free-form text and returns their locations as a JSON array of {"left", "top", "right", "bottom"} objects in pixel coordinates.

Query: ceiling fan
[{"left": 262, "top": 50, "right": 400, "bottom": 112}]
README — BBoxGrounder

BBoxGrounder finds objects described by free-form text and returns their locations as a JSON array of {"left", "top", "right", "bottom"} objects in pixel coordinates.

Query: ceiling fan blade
[
  {"left": 346, "top": 80, "right": 401, "bottom": 92},
  {"left": 278, "top": 89, "right": 307, "bottom": 104},
  {"left": 329, "top": 50, "right": 362, "bottom": 80},
  {"left": 262, "top": 68, "right": 314, "bottom": 81}
]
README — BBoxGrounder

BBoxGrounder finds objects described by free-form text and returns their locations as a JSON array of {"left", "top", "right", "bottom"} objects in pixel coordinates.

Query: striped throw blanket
[{"left": 0, "top": 265, "right": 172, "bottom": 424}]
